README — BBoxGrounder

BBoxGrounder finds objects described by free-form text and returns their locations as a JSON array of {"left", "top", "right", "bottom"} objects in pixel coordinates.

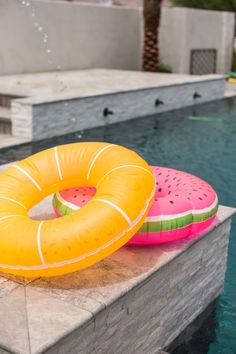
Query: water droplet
[
  {"left": 38, "top": 26, "right": 43, "bottom": 32},
  {"left": 34, "top": 22, "right": 39, "bottom": 27},
  {"left": 56, "top": 65, "right": 62, "bottom": 70},
  {"left": 31, "top": 12, "right": 35, "bottom": 17},
  {"left": 47, "top": 49, "right": 52, "bottom": 54},
  {"left": 70, "top": 117, "right": 76, "bottom": 123},
  {"left": 26, "top": 1, "right": 30, "bottom": 6},
  {"left": 43, "top": 34, "right": 49, "bottom": 43}
]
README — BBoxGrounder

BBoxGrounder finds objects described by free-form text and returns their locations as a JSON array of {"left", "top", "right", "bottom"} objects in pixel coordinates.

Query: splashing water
[
  {"left": 18, "top": 0, "right": 62, "bottom": 73},
  {"left": 76, "top": 130, "right": 84, "bottom": 139}
]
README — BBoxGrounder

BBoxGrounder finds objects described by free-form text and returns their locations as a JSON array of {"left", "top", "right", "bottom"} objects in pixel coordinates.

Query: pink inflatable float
[{"left": 53, "top": 166, "right": 218, "bottom": 245}]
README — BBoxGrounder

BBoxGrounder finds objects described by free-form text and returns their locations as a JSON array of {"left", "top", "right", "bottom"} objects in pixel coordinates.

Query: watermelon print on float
[{"left": 53, "top": 166, "right": 218, "bottom": 245}]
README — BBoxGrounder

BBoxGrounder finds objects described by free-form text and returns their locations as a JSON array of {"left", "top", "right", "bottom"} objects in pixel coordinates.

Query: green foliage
[
  {"left": 173, "top": 0, "right": 236, "bottom": 12},
  {"left": 232, "top": 49, "right": 236, "bottom": 71},
  {"left": 158, "top": 62, "right": 172, "bottom": 73}
]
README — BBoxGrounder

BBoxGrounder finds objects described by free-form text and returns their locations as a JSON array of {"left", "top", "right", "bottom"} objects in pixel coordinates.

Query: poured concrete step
[
  {"left": 0, "top": 94, "right": 24, "bottom": 135},
  {"left": 0, "top": 94, "right": 22, "bottom": 108},
  {"left": 0, "top": 107, "right": 11, "bottom": 134}
]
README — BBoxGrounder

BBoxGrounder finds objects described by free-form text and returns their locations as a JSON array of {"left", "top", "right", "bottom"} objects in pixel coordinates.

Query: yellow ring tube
[{"left": 0, "top": 142, "right": 155, "bottom": 277}]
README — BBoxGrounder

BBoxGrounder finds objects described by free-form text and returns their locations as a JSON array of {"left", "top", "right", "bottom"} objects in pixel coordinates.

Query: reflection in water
[{"left": 169, "top": 300, "right": 218, "bottom": 354}]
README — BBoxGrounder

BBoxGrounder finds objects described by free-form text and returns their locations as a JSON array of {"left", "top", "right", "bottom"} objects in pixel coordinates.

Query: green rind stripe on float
[
  {"left": 54, "top": 193, "right": 218, "bottom": 233},
  {"left": 139, "top": 204, "right": 218, "bottom": 233},
  {"left": 53, "top": 194, "right": 75, "bottom": 216}
]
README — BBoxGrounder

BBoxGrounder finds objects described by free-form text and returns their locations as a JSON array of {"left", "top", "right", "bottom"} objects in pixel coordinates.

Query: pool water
[{"left": 0, "top": 98, "right": 236, "bottom": 353}]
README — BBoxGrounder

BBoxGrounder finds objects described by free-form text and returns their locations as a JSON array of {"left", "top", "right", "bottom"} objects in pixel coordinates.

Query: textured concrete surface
[
  {"left": 0, "top": 69, "right": 223, "bottom": 99},
  {"left": 0, "top": 69, "right": 224, "bottom": 99},
  {"left": 0, "top": 69, "right": 223, "bottom": 141},
  {"left": 0, "top": 161, "right": 234, "bottom": 354}
]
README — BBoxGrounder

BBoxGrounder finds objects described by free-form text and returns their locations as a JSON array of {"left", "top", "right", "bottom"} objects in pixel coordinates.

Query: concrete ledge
[
  {"left": 5, "top": 69, "right": 225, "bottom": 141},
  {"left": 0, "top": 159, "right": 234, "bottom": 354}
]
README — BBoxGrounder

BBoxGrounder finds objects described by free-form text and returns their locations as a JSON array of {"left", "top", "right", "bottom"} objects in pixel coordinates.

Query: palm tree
[{"left": 143, "top": 0, "right": 163, "bottom": 72}]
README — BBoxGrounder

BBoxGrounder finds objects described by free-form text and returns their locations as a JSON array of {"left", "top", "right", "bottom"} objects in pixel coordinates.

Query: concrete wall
[
  {"left": 0, "top": 0, "right": 142, "bottom": 75},
  {"left": 1, "top": 1, "right": 234, "bottom": 76},
  {"left": 159, "top": 7, "right": 235, "bottom": 74}
]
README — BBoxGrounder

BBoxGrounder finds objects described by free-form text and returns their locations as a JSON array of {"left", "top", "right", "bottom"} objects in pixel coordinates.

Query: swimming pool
[{"left": 0, "top": 97, "right": 235, "bottom": 353}]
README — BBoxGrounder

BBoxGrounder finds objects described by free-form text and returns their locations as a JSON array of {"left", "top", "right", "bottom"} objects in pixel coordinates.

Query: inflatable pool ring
[
  {"left": 227, "top": 71, "right": 236, "bottom": 79},
  {"left": 228, "top": 78, "right": 236, "bottom": 84},
  {"left": 54, "top": 166, "right": 218, "bottom": 245},
  {"left": 227, "top": 72, "right": 236, "bottom": 83},
  {"left": 0, "top": 142, "right": 155, "bottom": 277}
]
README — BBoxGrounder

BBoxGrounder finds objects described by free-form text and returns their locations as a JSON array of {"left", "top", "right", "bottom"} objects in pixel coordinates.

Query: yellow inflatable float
[{"left": 0, "top": 142, "right": 155, "bottom": 277}]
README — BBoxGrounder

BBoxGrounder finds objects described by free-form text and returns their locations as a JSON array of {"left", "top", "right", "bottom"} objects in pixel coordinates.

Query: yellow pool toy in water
[
  {"left": 0, "top": 142, "right": 155, "bottom": 277},
  {"left": 228, "top": 78, "right": 236, "bottom": 84}
]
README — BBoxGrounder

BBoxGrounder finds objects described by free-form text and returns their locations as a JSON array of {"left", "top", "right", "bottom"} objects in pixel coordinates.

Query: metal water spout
[
  {"left": 155, "top": 99, "right": 164, "bottom": 107},
  {"left": 103, "top": 108, "right": 114, "bottom": 117},
  {"left": 193, "top": 92, "right": 202, "bottom": 100}
]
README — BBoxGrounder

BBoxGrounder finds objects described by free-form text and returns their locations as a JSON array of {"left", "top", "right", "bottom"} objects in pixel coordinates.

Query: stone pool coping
[
  {"left": 0, "top": 69, "right": 224, "bottom": 104},
  {"left": 0, "top": 69, "right": 225, "bottom": 144}
]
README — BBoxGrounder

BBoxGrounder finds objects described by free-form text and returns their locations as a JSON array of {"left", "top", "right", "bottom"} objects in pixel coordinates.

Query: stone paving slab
[{"left": 0, "top": 69, "right": 224, "bottom": 104}]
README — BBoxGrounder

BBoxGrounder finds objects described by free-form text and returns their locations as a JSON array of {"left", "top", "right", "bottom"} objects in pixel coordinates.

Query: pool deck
[
  {"left": 0, "top": 69, "right": 225, "bottom": 147},
  {"left": 0, "top": 161, "right": 234, "bottom": 354},
  {"left": 0, "top": 69, "right": 224, "bottom": 101}
]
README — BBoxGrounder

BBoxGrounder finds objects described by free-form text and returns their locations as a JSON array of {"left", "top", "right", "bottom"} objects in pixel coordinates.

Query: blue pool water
[{"left": 0, "top": 98, "right": 235, "bottom": 353}]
